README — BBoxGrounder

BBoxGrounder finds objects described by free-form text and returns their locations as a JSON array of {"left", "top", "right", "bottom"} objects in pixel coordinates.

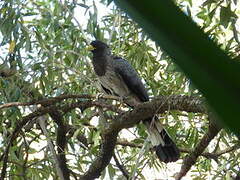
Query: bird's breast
[
  {"left": 98, "top": 65, "right": 129, "bottom": 97},
  {"left": 92, "top": 57, "right": 107, "bottom": 76}
]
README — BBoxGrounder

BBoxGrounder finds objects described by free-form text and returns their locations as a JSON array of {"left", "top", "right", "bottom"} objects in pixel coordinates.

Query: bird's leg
[{"left": 117, "top": 94, "right": 136, "bottom": 109}]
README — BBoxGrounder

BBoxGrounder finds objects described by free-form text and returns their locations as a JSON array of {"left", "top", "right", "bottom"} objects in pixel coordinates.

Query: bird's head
[{"left": 87, "top": 40, "right": 111, "bottom": 55}]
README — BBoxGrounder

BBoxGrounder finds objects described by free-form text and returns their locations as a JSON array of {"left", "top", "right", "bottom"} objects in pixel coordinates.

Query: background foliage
[{"left": 0, "top": 0, "right": 239, "bottom": 179}]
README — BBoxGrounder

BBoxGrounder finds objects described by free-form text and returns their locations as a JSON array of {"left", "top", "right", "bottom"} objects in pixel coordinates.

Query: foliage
[
  {"left": 0, "top": 0, "right": 239, "bottom": 179},
  {"left": 115, "top": 0, "right": 240, "bottom": 134}
]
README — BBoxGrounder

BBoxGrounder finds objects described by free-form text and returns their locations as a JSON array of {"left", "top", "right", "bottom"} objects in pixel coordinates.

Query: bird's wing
[{"left": 112, "top": 56, "right": 149, "bottom": 102}]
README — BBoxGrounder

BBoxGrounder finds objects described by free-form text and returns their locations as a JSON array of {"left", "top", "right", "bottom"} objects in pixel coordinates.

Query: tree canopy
[{"left": 0, "top": 0, "right": 239, "bottom": 179}]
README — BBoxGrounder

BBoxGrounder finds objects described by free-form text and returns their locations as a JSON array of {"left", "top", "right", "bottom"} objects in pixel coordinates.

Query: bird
[{"left": 87, "top": 40, "right": 180, "bottom": 163}]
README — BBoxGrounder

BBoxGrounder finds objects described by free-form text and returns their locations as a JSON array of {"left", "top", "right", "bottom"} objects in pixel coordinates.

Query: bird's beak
[{"left": 86, "top": 45, "right": 95, "bottom": 51}]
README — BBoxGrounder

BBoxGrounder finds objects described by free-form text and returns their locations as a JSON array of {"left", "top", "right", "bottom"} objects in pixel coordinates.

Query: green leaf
[
  {"left": 10, "top": 87, "right": 21, "bottom": 101},
  {"left": 93, "top": 130, "right": 100, "bottom": 146},
  {"left": 108, "top": 164, "right": 116, "bottom": 179},
  {"left": 77, "top": 3, "right": 89, "bottom": 9},
  {"left": 202, "top": 0, "right": 216, "bottom": 6},
  {"left": 220, "top": 6, "right": 236, "bottom": 28},
  {"left": 32, "top": 63, "right": 42, "bottom": 71},
  {"left": 114, "top": 0, "right": 240, "bottom": 134},
  {"left": 107, "top": 0, "right": 114, "bottom": 5}
]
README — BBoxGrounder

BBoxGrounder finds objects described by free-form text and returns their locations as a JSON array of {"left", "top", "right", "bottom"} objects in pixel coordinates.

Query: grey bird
[{"left": 88, "top": 40, "right": 180, "bottom": 163}]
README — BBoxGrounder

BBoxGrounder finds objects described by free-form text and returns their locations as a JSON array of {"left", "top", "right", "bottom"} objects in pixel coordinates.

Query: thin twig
[
  {"left": 113, "top": 152, "right": 129, "bottom": 179},
  {"left": 116, "top": 140, "right": 239, "bottom": 162},
  {"left": 130, "top": 138, "right": 150, "bottom": 180}
]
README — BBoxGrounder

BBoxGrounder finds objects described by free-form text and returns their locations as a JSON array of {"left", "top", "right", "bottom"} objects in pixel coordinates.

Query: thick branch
[
  {"left": 115, "top": 95, "right": 206, "bottom": 130},
  {"left": 0, "top": 95, "right": 204, "bottom": 114},
  {"left": 49, "top": 110, "right": 70, "bottom": 180},
  {"left": 38, "top": 116, "right": 66, "bottom": 180},
  {"left": 179, "top": 148, "right": 218, "bottom": 162}
]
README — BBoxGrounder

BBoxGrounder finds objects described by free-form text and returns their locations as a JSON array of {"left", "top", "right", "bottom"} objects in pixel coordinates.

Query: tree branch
[
  {"left": 115, "top": 95, "right": 206, "bottom": 130},
  {"left": 48, "top": 110, "right": 70, "bottom": 180},
  {"left": 215, "top": 144, "right": 240, "bottom": 156},
  {"left": 175, "top": 117, "right": 221, "bottom": 180},
  {"left": 117, "top": 139, "right": 142, "bottom": 148},
  {"left": 116, "top": 140, "right": 240, "bottom": 162},
  {"left": 0, "top": 94, "right": 206, "bottom": 179},
  {"left": 0, "top": 94, "right": 204, "bottom": 114},
  {"left": 38, "top": 115, "right": 66, "bottom": 180},
  {"left": 113, "top": 153, "right": 129, "bottom": 179},
  {"left": 80, "top": 129, "right": 119, "bottom": 180},
  {"left": 0, "top": 94, "right": 121, "bottom": 110},
  {"left": 79, "top": 95, "right": 205, "bottom": 179}
]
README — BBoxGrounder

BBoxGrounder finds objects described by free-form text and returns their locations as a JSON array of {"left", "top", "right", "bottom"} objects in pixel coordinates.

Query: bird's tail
[{"left": 144, "top": 117, "right": 180, "bottom": 163}]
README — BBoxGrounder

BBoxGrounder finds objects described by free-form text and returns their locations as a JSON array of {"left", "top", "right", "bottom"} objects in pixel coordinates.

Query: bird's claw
[
  {"left": 117, "top": 96, "right": 124, "bottom": 109},
  {"left": 96, "top": 93, "right": 105, "bottom": 100},
  {"left": 117, "top": 96, "right": 130, "bottom": 109}
]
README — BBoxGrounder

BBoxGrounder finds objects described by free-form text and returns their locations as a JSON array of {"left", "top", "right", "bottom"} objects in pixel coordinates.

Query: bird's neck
[{"left": 92, "top": 54, "right": 108, "bottom": 76}]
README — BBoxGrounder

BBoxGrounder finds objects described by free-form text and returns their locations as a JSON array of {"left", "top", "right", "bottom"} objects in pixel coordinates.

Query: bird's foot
[
  {"left": 96, "top": 93, "right": 105, "bottom": 100},
  {"left": 117, "top": 96, "right": 125, "bottom": 109},
  {"left": 117, "top": 96, "right": 131, "bottom": 109}
]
